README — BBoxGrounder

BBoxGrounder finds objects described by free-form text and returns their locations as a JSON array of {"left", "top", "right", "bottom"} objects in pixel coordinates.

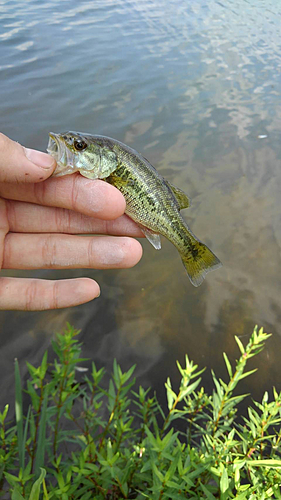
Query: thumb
[{"left": 0, "top": 133, "right": 56, "bottom": 183}]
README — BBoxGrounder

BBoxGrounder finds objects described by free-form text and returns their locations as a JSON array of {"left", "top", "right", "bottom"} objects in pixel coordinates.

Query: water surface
[{"left": 1, "top": 0, "right": 281, "bottom": 408}]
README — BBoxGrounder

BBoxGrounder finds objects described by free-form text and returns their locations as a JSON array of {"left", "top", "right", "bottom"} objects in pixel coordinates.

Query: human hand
[{"left": 0, "top": 133, "right": 143, "bottom": 310}]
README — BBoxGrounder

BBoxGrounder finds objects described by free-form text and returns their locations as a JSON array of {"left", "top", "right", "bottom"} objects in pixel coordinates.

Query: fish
[{"left": 47, "top": 131, "right": 222, "bottom": 286}]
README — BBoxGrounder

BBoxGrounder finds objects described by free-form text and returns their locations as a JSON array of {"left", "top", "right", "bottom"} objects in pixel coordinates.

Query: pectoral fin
[
  {"left": 167, "top": 182, "right": 190, "bottom": 210},
  {"left": 140, "top": 226, "right": 161, "bottom": 250}
]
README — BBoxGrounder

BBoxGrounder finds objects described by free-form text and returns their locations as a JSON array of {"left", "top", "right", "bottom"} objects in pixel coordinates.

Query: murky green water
[{"left": 1, "top": 0, "right": 281, "bottom": 408}]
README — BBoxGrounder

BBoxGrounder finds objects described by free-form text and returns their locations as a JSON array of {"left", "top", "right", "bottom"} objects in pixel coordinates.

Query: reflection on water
[{"left": 1, "top": 0, "right": 281, "bottom": 409}]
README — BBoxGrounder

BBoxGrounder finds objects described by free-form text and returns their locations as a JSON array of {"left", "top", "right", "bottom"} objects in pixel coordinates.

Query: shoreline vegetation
[{"left": 1, "top": 324, "right": 280, "bottom": 499}]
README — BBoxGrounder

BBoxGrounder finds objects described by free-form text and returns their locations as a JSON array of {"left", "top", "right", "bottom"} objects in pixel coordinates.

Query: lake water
[{"left": 1, "top": 0, "right": 281, "bottom": 410}]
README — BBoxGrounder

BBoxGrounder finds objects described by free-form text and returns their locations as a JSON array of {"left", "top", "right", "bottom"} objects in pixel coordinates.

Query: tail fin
[{"left": 180, "top": 238, "right": 222, "bottom": 287}]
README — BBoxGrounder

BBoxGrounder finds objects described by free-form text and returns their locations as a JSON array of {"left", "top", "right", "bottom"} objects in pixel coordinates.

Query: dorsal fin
[{"left": 166, "top": 182, "right": 190, "bottom": 210}]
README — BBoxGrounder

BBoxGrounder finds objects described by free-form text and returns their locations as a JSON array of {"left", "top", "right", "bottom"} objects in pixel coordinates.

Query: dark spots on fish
[
  {"left": 188, "top": 241, "right": 205, "bottom": 261},
  {"left": 119, "top": 169, "right": 129, "bottom": 181},
  {"left": 122, "top": 181, "right": 142, "bottom": 195},
  {"left": 111, "top": 163, "right": 172, "bottom": 217},
  {"left": 171, "top": 219, "right": 185, "bottom": 241},
  {"left": 129, "top": 182, "right": 142, "bottom": 194},
  {"left": 39, "top": 176, "right": 44, "bottom": 180},
  {"left": 190, "top": 245, "right": 199, "bottom": 259},
  {"left": 146, "top": 196, "right": 154, "bottom": 206}
]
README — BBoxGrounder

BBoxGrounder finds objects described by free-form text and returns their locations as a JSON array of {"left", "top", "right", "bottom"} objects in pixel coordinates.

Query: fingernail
[{"left": 24, "top": 148, "right": 56, "bottom": 169}]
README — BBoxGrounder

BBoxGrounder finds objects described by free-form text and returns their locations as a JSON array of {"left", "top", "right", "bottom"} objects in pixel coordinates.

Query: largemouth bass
[{"left": 47, "top": 131, "right": 222, "bottom": 286}]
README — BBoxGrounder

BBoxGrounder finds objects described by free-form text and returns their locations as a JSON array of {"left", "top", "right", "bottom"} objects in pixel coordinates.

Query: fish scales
[
  {"left": 47, "top": 131, "right": 222, "bottom": 286},
  {"left": 106, "top": 146, "right": 203, "bottom": 258}
]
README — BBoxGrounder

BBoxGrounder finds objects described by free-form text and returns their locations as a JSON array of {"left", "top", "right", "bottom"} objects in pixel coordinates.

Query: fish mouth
[
  {"left": 47, "top": 132, "right": 61, "bottom": 161},
  {"left": 47, "top": 132, "right": 70, "bottom": 170},
  {"left": 47, "top": 132, "right": 77, "bottom": 176}
]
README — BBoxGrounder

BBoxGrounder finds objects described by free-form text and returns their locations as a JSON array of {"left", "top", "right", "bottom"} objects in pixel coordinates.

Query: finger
[
  {"left": 0, "top": 277, "right": 100, "bottom": 310},
  {"left": 6, "top": 200, "right": 144, "bottom": 237},
  {"left": 3, "top": 233, "right": 143, "bottom": 270},
  {"left": 0, "top": 174, "right": 126, "bottom": 220},
  {"left": 0, "top": 133, "right": 56, "bottom": 183},
  {"left": 0, "top": 199, "right": 9, "bottom": 281}
]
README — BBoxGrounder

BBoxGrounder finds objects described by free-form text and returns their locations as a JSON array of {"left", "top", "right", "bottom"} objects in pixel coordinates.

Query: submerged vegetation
[{"left": 0, "top": 325, "right": 280, "bottom": 499}]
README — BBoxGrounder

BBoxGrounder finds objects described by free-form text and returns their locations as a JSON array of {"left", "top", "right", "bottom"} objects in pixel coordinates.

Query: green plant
[{"left": 0, "top": 324, "right": 280, "bottom": 499}]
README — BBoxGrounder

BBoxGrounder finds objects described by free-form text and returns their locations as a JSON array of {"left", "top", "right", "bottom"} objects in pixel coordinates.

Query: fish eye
[{"left": 74, "top": 139, "right": 87, "bottom": 151}]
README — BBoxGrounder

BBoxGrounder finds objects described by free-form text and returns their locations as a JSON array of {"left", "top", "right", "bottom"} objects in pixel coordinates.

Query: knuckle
[
  {"left": 33, "top": 178, "right": 47, "bottom": 205},
  {"left": 25, "top": 280, "right": 38, "bottom": 311},
  {"left": 0, "top": 133, "right": 7, "bottom": 149},
  {"left": 0, "top": 199, "right": 9, "bottom": 235},
  {"left": 87, "top": 238, "right": 96, "bottom": 266},
  {"left": 70, "top": 174, "right": 80, "bottom": 212},
  {"left": 24, "top": 279, "right": 60, "bottom": 311},
  {"left": 41, "top": 234, "right": 58, "bottom": 267},
  {"left": 0, "top": 133, "right": 11, "bottom": 153},
  {"left": 55, "top": 207, "right": 72, "bottom": 233},
  {"left": 51, "top": 280, "right": 60, "bottom": 309}
]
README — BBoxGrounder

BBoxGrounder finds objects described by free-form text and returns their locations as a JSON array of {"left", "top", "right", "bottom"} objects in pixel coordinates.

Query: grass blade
[
  {"left": 14, "top": 358, "right": 24, "bottom": 469},
  {"left": 22, "top": 405, "right": 31, "bottom": 469},
  {"left": 34, "top": 387, "right": 49, "bottom": 476},
  {"left": 12, "top": 489, "right": 25, "bottom": 500},
  {"left": 29, "top": 468, "right": 46, "bottom": 500}
]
